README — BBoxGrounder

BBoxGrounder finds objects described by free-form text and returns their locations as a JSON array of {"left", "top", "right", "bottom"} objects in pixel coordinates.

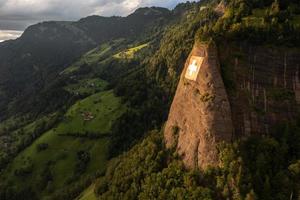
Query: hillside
[
  {"left": 0, "top": 30, "right": 164, "bottom": 198},
  {"left": 1, "top": 89, "right": 125, "bottom": 199},
  {"left": 0, "top": 5, "right": 174, "bottom": 196},
  {"left": 0, "top": 6, "right": 171, "bottom": 121},
  {"left": 90, "top": 0, "right": 300, "bottom": 199},
  {"left": 0, "top": 0, "right": 300, "bottom": 200}
]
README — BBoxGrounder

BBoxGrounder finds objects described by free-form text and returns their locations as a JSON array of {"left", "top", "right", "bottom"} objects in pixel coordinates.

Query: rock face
[
  {"left": 164, "top": 41, "right": 300, "bottom": 169},
  {"left": 219, "top": 44, "right": 300, "bottom": 137},
  {"left": 214, "top": 0, "right": 226, "bottom": 16},
  {"left": 164, "top": 42, "right": 233, "bottom": 169}
]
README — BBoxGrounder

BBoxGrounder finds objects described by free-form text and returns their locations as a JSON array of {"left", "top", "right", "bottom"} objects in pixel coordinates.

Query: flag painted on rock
[{"left": 185, "top": 56, "right": 204, "bottom": 81}]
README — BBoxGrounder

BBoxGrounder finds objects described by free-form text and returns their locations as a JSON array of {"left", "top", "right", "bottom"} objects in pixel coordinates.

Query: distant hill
[{"left": 0, "top": 7, "right": 171, "bottom": 120}]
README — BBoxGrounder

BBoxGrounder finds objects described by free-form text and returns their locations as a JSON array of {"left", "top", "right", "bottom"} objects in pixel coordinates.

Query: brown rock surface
[
  {"left": 219, "top": 44, "right": 300, "bottom": 138},
  {"left": 214, "top": 0, "right": 226, "bottom": 16},
  {"left": 164, "top": 42, "right": 233, "bottom": 169}
]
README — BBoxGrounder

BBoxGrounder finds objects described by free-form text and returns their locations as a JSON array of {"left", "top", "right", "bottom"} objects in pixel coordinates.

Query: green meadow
[
  {"left": 56, "top": 90, "right": 125, "bottom": 136},
  {"left": 113, "top": 43, "right": 148, "bottom": 59},
  {"left": 64, "top": 78, "right": 108, "bottom": 96},
  {"left": 61, "top": 43, "right": 112, "bottom": 75},
  {"left": 2, "top": 89, "right": 126, "bottom": 197}
]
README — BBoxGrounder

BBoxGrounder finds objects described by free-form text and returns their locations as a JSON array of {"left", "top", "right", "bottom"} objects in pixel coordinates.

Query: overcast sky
[{"left": 0, "top": 0, "right": 190, "bottom": 42}]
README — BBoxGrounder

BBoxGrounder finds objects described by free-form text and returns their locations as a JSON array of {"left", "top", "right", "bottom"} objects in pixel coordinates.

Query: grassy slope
[
  {"left": 2, "top": 89, "right": 126, "bottom": 198},
  {"left": 56, "top": 90, "right": 125, "bottom": 136},
  {"left": 64, "top": 78, "right": 108, "bottom": 95},
  {"left": 61, "top": 39, "right": 127, "bottom": 75},
  {"left": 61, "top": 43, "right": 112, "bottom": 75},
  {"left": 73, "top": 43, "right": 150, "bottom": 200},
  {"left": 77, "top": 184, "right": 97, "bottom": 200},
  {"left": 0, "top": 114, "right": 54, "bottom": 157},
  {"left": 1, "top": 34, "right": 148, "bottom": 199},
  {"left": 113, "top": 43, "right": 149, "bottom": 59}
]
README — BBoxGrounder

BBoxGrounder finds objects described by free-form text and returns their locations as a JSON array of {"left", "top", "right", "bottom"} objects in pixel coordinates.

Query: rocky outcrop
[
  {"left": 164, "top": 41, "right": 300, "bottom": 169},
  {"left": 164, "top": 42, "right": 233, "bottom": 169},
  {"left": 214, "top": 0, "right": 226, "bottom": 16}
]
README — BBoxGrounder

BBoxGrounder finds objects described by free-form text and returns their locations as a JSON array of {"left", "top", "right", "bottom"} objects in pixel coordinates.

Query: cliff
[
  {"left": 165, "top": 40, "right": 300, "bottom": 169},
  {"left": 164, "top": 41, "right": 233, "bottom": 169},
  {"left": 219, "top": 44, "right": 300, "bottom": 138}
]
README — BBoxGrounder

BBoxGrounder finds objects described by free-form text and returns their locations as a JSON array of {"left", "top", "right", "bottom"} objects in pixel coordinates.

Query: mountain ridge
[{"left": 0, "top": 6, "right": 173, "bottom": 121}]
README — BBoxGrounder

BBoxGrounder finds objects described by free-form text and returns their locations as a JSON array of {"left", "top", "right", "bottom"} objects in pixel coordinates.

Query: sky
[{"left": 0, "top": 0, "right": 190, "bottom": 42}]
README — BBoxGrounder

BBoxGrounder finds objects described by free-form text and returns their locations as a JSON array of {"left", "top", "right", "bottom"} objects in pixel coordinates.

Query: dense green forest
[
  {"left": 94, "top": 123, "right": 300, "bottom": 200},
  {"left": 0, "top": 0, "right": 300, "bottom": 199}
]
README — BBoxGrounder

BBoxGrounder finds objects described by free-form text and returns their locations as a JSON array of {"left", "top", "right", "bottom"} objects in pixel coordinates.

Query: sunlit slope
[
  {"left": 113, "top": 43, "right": 149, "bottom": 59},
  {"left": 2, "top": 89, "right": 126, "bottom": 197},
  {"left": 76, "top": 184, "right": 97, "bottom": 200},
  {"left": 61, "top": 43, "right": 114, "bottom": 75},
  {"left": 62, "top": 41, "right": 149, "bottom": 76}
]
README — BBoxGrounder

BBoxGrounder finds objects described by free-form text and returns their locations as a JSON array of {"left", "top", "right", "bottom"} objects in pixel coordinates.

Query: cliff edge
[{"left": 164, "top": 41, "right": 233, "bottom": 169}]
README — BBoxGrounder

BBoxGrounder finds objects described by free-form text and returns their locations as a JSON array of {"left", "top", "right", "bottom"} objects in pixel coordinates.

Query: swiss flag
[{"left": 185, "top": 56, "right": 204, "bottom": 81}]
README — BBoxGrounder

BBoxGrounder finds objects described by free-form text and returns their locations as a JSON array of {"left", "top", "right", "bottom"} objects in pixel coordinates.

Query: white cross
[{"left": 188, "top": 60, "right": 198, "bottom": 76}]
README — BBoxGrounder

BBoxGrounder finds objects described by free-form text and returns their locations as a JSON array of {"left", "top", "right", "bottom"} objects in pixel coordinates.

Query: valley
[
  {"left": 1, "top": 0, "right": 300, "bottom": 200},
  {"left": 1, "top": 82, "right": 126, "bottom": 198}
]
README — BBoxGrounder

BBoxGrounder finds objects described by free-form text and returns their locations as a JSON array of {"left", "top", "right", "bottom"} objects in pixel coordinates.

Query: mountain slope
[
  {"left": 1, "top": 0, "right": 300, "bottom": 200},
  {"left": 0, "top": 7, "right": 171, "bottom": 121},
  {"left": 1, "top": 89, "right": 126, "bottom": 199},
  {"left": 82, "top": 0, "right": 300, "bottom": 199},
  {"left": 0, "top": 6, "right": 173, "bottom": 197}
]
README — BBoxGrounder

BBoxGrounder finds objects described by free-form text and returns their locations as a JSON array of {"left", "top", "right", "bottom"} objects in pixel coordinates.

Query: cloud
[
  {"left": 0, "top": 0, "right": 189, "bottom": 30},
  {"left": 0, "top": 0, "right": 190, "bottom": 41},
  {"left": 0, "top": 30, "right": 23, "bottom": 41}
]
